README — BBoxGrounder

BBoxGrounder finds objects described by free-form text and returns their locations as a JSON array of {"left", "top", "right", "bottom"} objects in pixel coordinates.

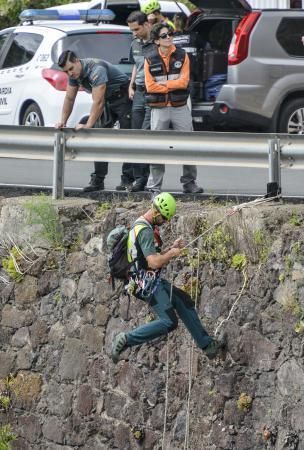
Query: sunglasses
[{"left": 159, "top": 31, "right": 174, "bottom": 39}]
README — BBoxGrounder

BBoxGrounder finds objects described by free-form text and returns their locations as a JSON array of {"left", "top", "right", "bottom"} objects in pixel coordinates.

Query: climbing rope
[
  {"left": 214, "top": 266, "right": 248, "bottom": 337},
  {"left": 161, "top": 194, "right": 280, "bottom": 449},
  {"left": 184, "top": 247, "right": 201, "bottom": 450},
  {"left": 182, "top": 196, "right": 281, "bottom": 447},
  {"left": 183, "top": 194, "right": 281, "bottom": 251},
  {"left": 162, "top": 280, "right": 174, "bottom": 450}
]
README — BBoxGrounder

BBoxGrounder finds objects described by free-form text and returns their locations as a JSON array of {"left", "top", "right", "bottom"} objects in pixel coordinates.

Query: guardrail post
[
  {"left": 52, "top": 130, "right": 65, "bottom": 200},
  {"left": 267, "top": 138, "right": 281, "bottom": 197}
]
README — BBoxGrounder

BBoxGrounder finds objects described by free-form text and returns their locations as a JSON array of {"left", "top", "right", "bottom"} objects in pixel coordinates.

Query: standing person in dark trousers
[
  {"left": 144, "top": 24, "right": 204, "bottom": 194},
  {"left": 111, "top": 192, "right": 226, "bottom": 363},
  {"left": 126, "top": 11, "right": 153, "bottom": 192},
  {"left": 55, "top": 50, "right": 135, "bottom": 192}
]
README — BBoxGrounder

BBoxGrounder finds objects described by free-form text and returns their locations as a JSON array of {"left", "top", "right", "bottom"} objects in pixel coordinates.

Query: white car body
[
  {"left": 0, "top": 18, "right": 132, "bottom": 126},
  {"left": 49, "top": 0, "right": 190, "bottom": 17}
]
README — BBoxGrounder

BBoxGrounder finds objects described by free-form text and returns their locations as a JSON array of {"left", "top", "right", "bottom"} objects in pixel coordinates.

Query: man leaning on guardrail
[{"left": 55, "top": 50, "right": 137, "bottom": 192}]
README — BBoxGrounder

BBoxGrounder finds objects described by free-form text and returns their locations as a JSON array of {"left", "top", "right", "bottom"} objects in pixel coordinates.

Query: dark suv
[{"left": 187, "top": 0, "right": 304, "bottom": 134}]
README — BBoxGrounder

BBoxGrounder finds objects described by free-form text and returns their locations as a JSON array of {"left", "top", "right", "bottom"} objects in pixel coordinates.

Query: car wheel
[
  {"left": 279, "top": 98, "right": 304, "bottom": 134},
  {"left": 22, "top": 103, "right": 44, "bottom": 127}
]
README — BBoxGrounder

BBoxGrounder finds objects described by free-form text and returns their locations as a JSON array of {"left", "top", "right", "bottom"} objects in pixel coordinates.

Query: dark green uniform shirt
[
  {"left": 136, "top": 226, "right": 157, "bottom": 258},
  {"left": 69, "top": 58, "right": 129, "bottom": 98}
]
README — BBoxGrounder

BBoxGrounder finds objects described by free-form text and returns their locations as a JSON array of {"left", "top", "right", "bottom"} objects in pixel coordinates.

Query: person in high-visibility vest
[{"left": 111, "top": 192, "right": 226, "bottom": 364}]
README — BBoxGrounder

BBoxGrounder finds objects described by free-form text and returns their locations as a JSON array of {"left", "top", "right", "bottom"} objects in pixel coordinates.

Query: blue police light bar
[{"left": 19, "top": 8, "right": 116, "bottom": 23}]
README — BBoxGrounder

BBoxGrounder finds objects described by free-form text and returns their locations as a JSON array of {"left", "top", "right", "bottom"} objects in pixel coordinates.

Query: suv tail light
[
  {"left": 42, "top": 68, "right": 68, "bottom": 91},
  {"left": 228, "top": 12, "right": 261, "bottom": 66}
]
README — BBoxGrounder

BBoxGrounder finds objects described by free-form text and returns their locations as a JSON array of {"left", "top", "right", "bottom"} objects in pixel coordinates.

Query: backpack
[
  {"left": 106, "top": 219, "right": 151, "bottom": 286},
  {"left": 107, "top": 225, "right": 130, "bottom": 283}
]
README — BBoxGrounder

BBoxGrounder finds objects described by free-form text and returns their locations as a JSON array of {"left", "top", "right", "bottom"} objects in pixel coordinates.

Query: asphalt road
[{"left": 0, "top": 158, "right": 303, "bottom": 198}]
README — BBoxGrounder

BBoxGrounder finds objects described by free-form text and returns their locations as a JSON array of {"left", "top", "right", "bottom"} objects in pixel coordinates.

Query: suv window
[
  {"left": 2, "top": 32, "right": 43, "bottom": 68},
  {"left": 52, "top": 32, "right": 132, "bottom": 65},
  {"left": 0, "top": 33, "right": 11, "bottom": 55},
  {"left": 277, "top": 18, "right": 304, "bottom": 57}
]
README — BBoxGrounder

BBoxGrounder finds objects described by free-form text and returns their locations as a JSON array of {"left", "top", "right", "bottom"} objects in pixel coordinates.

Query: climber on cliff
[{"left": 111, "top": 192, "right": 226, "bottom": 363}]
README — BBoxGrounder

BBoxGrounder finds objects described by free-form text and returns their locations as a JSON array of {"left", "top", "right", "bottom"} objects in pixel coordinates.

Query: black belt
[
  {"left": 136, "top": 84, "right": 145, "bottom": 92},
  {"left": 107, "top": 84, "right": 128, "bottom": 102}
]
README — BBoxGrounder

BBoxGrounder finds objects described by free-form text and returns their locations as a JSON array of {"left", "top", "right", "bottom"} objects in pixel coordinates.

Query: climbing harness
[
  {"left": 138, "top": 270, "right": 161, "bottom": 299},
  {"left": 126, "top": 269, "right": 161, "bottom": 300}
]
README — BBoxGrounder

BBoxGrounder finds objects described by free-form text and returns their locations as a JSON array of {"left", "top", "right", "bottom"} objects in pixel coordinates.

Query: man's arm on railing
[{"left": 55, "top": 85, "right": 78, "bottom": 129}]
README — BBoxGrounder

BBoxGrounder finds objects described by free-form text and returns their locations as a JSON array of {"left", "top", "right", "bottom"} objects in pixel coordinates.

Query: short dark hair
[
  {"left": 150, "top": 23, "right": 173, "bottom": 41},
  {"left": 126, "top": 10, "right": 148, "bottom": 25},
  {"left": 58, "top": 50, "right": 78, "bottom": 68}
]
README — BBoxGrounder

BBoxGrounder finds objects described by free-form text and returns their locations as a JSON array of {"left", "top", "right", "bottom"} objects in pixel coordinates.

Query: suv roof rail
[{"left": 19, "top": 8, "right": 116, "bottom": 24}]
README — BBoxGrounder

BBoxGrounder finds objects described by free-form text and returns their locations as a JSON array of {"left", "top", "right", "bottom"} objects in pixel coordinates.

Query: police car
[{"left": 0, "top": 9, "right": 132, "bottom": 126}]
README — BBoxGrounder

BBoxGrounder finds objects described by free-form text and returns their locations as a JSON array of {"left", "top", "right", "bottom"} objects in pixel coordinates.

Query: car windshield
[{"left": 52, "top": 32, "right": 132, "bottom": 66}]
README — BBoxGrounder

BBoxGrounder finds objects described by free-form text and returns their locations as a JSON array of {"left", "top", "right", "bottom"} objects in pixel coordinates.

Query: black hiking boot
[
  {"left": 115, "top": 181, "right": 133, "bottom": 191},
  {"left": 128, "top": 180, "right": 147, "bottom": 192},
  {"left": 111, "top": 332, "right": 128, "bottom": 364},
  {"left": 183, "top": 182, "right": 204, "bottom": 194},
  {"left": 83, "top": 173, "right": 105, "bottom": 192},
  {"left": 203, "top": 332, "right": 227, "bottom": 360}
]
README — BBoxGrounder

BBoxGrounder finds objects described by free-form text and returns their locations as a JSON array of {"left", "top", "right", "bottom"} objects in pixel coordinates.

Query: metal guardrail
[{"left": 0, "top": 125, "right": 303, "bottom": 199}]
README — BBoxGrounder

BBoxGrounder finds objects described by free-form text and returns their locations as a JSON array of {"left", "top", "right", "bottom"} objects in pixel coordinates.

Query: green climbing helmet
[
  {"left": 153, "top": 192, "right": 176, "bottom": 220},
  {"left": 141, "top": 0, "right": 161, "bottom": 14}
]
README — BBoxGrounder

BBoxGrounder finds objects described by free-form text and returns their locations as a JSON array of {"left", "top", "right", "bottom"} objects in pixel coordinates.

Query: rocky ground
[{"left": 0, "top": 195, "right": 304, "bottom": 450}]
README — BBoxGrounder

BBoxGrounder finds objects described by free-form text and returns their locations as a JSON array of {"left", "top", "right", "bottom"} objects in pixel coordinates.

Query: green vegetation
[
  {"left": 0, "top": 395, "right": 10, "bottom": 411},
  {"left": 68, "top": 235, "right": 82, "bottom": 252},
  {"left": 53, "top": 289, "right": 62, "bottom": 303},
  {"left": 0, "top": 378, "right": 15, "bottom": 449},
  {"left": 294, "top": 320, "right": 304, "bottom": 334},
  {"left": 24, "top": 194, "right": 63, "bottom": 248},
  {"left": 180, "top": 276, "right": 201, "bottom": 297},
  {"left": 0, "top": 425, "right": 16, "bottom": 450},
  {"left": 191, "top": 215, "right": 271, "bottom": 269},
  {"left": 232, "top": 219, "right": 270, "bottom": 264},
  {"left": 283, "top": 295, "right": 303, "bottom": 317},
  {"left": 237, "top": 393, "right": 252, "bottom": 412},
  {"left": 281, "top": 288, "right": 304, "bottom": 332},
  {"left": 0, "top": 0, "right": 71, "bottom": 29},
  {"left": 231, "top": 253, "right": 247, "bottom": 272},
  {"left": 252, "top": 230, "right": 269, "bottom": 263},
  {"left": 208, "top": 389, "right": 217, "bottom": 396},
  {"left": 199, "top": 219, "right": 232, "bottom": 264},
  {"left": 2, "top": 247, "right": 24, "bottom": 282},
  {"left": 278, "top": 240, "right": 304, "bottom": 331},
  {"left": 4, "top": 372, "right": 42, "bottom": 402},
  {"left": 187, "top": 253, "right": 199, "bottom": 269},
  {"left": 280, "top": 241, "right": 303, "bottom": 279},
  {"left": 289, "top": 211, "right": 302, "bottom": 226},
  {"left": 95, "top": 202, "right": 111, "bottom": 220}
]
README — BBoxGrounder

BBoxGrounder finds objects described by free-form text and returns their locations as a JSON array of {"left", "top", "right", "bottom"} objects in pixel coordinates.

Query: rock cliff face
[{"left": 1, "top": 196, "right": 304, "bottom": 450}]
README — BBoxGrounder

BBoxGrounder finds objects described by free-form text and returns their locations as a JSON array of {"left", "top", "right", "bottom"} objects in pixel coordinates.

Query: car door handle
[{"left": 15, "top": 74, "right": 24, "bottom": 78}]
